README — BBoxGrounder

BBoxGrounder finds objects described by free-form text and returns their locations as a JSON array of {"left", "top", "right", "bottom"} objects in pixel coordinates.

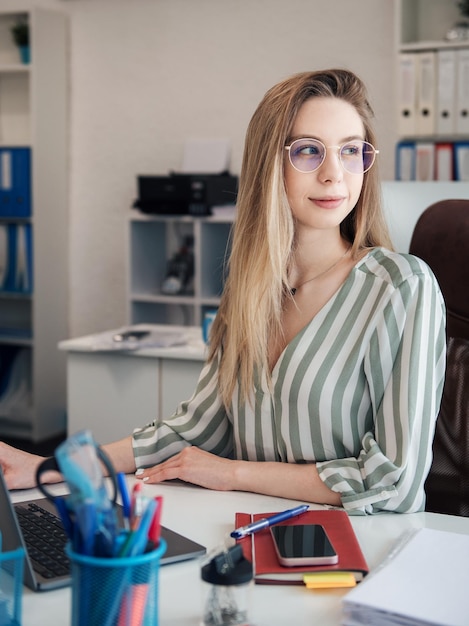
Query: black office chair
[{"left": 409, "top": 199, "right": 469, "bottom": 516}]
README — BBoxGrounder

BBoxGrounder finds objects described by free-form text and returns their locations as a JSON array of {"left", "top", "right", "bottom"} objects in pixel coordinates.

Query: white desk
[
  {"left": 58, "top": 325, "right": 206, "bottom": 443},
  {"left": 13, "top": 480, "right": 469, "bottom": 626}
]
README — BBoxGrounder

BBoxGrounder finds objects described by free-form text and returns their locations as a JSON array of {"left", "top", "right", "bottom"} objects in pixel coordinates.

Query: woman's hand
[
  {"left": 135, "top": 446, "right": 237, "bottom": 491},
  {"left": 0, "top": 441, "right": 46, "bottom": 490}
]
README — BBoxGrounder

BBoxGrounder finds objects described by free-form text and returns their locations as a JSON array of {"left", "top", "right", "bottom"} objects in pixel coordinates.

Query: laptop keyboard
[{"left": 15, "top": 502, "right": 70, "bottom": 579}]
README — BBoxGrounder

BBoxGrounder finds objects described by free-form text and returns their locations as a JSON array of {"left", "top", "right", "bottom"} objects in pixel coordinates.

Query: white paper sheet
[
  {"left": 342, "top": 528, "right": 469, "bottom": 626},
  {"left": 181, "top": 138, "right": 231, "bottom": 173}
]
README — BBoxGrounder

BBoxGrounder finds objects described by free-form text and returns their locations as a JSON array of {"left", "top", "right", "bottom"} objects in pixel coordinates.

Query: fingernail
[{"left": 135, "top": 468, "right": 144, "bottom": 476}]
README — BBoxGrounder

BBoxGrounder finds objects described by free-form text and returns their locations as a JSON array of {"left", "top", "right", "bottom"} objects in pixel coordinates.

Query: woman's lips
[{"left": 310, "top": 196, "right": 345, "bottom": 209}]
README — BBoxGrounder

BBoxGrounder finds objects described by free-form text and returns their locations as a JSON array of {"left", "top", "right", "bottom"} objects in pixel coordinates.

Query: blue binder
[
  {"left": 0, "top": 147, "right": 32, "bottom": 218},
  {"left": 454, "top": 142, "right": 469, "bottom": 181},
  {"left": 395, "top": 141, "right": 416, "bottom": 181}
]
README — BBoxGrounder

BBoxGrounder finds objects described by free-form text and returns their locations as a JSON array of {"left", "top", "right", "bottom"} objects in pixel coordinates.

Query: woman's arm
[
  {"left": 317, "top": 261, "right": 447, "bottom": 514},
  {"left": 134, "top": 445, "right": 342, "bottom": 506},
  {"left": 0, "top": 435, "right": 136, "bottom": 490}
]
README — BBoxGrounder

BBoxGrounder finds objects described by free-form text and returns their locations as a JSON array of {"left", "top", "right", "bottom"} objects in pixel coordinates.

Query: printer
[{"left": 133, "top": 172, "right": 238, "bottom": 216}]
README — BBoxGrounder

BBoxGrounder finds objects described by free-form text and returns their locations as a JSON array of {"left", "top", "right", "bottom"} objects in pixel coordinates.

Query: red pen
[{"left": 148, "top": 496, "right": 163, "bottom": 545}]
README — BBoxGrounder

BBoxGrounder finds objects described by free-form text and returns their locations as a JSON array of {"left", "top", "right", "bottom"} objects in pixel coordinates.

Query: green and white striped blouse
[{"left": 133, "top": 248, "right": 446, "bottom": 515}]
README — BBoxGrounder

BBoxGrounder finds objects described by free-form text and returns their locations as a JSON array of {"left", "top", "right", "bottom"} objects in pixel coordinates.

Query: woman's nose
[{"left": 318, "top": 146, "right": 343, "bottom": 182}]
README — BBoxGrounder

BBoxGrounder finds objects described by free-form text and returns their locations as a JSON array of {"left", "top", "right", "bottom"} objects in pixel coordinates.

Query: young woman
[{"left": 0, "top": 69, "right": 446, "bottom": 514}]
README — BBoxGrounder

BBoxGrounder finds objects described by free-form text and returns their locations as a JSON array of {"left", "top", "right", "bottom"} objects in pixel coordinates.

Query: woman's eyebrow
[{"left": 287, "top": 134, "right": 366, "bottom": 143}]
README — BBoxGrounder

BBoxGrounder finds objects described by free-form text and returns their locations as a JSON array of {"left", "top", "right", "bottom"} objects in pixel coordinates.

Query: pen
[
  {"left": 117, "top": 472, "right": 131, "bottom": 529},
  {"left": 230, "top": 504, "right": 310, "bottom": 539}
]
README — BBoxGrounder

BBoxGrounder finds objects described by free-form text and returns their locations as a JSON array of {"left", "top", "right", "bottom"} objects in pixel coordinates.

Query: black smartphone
[{"left": 270, "top": 524, "right": 338, "bottom": 567}]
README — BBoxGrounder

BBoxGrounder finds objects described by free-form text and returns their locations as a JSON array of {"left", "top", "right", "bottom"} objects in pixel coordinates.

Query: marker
[{"left": 230, "top": 504, "right": 309, "bottom": 539}]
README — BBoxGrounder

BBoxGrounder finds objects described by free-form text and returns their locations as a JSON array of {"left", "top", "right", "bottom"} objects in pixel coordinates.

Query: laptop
[{"left": 0, "top": 469, "right": 206, "bottom": 591}]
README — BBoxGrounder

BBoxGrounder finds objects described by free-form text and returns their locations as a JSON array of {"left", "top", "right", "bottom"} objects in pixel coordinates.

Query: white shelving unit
[
  {"left": 0, "top": 8, "right": 68, "bottom": 441},
  {"left": 127, "top": 212, "right": 233, "bottom": 327},
  {"left": 395, "top": 0, "right": 469, "bottom": 139}
]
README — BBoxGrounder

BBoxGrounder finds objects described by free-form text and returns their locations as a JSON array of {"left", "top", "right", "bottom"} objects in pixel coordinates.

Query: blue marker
[{"left": 230, "top": 504, "right": 309, "bottom": 539}]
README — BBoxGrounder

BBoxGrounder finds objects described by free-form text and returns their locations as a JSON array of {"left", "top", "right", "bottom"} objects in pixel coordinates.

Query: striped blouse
[{"left": 133, "top": 248, "right": 446, "bottom": 515}]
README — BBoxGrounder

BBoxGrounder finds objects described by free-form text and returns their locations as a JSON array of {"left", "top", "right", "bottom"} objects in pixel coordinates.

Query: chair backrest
[
  {"left": 424, "top": 337, "right": 469, "bottom": 516},
  {"left": 409, "top": 199, "right": 469, "bottom": 515},
  {"left": 409, "top": 199, "right": 469, "bottom": 340}
]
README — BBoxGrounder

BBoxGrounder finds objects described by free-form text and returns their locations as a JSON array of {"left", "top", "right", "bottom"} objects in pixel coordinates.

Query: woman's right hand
[{"left": 0, "top": 441, "right": 46, "bottom": 490}]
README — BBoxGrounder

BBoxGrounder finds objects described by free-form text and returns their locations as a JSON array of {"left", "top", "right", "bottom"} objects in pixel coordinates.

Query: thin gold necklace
[{"left": 290, "top": 246, "right": 351, "bottom": 296}]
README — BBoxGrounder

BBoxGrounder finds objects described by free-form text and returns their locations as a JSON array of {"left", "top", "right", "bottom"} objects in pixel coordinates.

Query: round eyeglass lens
[
  {"left": 340, "top": 141, "right": 376, "bottom": 174},
  {"left": 288, "top": 139, "right": 325, "bottom": 172}
]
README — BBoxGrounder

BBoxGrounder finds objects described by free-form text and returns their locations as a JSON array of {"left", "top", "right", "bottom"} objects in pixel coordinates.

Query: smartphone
[{"left": 270, "top": 524, "right": 338, "bottom": 567}]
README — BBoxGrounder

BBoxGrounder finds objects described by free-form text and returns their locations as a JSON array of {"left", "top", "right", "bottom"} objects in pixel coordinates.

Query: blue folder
[{"left": 0, "top": 147, "right": 32, "bottom": 218}]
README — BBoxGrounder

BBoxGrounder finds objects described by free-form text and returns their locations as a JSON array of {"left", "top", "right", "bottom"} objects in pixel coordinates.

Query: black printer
[{"left": 133, "top": 172, "right": 238, "bottom": 216}]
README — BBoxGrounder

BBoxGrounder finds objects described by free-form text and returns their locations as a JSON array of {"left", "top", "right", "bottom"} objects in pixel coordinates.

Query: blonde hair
[{"left": 209, "top": 69, "right": 393, "bottom": 407}]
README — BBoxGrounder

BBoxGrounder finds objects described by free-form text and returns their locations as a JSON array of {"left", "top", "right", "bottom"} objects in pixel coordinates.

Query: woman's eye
[
  {"left": 342, "top": 144, "right": 360, "bottom": 157},
  {"left": 298, "top": 144, "right": 320, "bottom": 156}
]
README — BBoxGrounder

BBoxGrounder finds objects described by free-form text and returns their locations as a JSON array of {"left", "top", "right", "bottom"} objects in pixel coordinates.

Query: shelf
[
  {"left": 0, "top": 7, "right": 68, "bottom": 442},
  {"left": 400, "top": 40, "right": 469, "bottom": 53},
  {"left": 398, "top": 0, "right": 463, "bottom": 47},
  {"left": 128, "top": 213, "right": 234, "bottom": 326}
]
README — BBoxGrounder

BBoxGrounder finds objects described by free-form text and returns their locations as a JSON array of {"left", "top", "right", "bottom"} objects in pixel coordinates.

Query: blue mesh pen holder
[
  {"left": 0, "top": 532, "right": 24, "bottom": 626},
  {"left": 67, "top": 538, "right": 166, "bottom": 626}
]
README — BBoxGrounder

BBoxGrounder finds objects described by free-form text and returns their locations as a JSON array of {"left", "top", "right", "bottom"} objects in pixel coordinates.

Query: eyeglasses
[{"left": 285, "top": 138, "right": 379, "bottom": 174}]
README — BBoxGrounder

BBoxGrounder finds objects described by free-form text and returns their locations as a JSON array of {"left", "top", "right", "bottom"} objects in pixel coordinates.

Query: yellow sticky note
[{"left": 303, "top": 572, "right": 356, "bottom": 589}]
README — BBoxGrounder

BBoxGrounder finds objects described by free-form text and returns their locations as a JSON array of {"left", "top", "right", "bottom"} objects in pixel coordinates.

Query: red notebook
[{"left": 234, "top": 509, "right": 368, "bottom": 585}]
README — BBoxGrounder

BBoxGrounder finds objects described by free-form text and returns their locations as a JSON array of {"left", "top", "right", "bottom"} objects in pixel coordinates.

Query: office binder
[
  {"left": 395, "top": 141, "right": 416, "bottom": 180},
  {"left": 434, "top": 143, "right": 453, "bottom": 181},
  {"left": 0, "top": 148, "right": 32, "bottom": 218},
  {"left": 416, "top": 52, "right": 436, "bottom": 136},
  {"left": 415, "top": 142, "right": 435, "bottom": 181},
  {"left": 456, "top": 49, "right": 469, "bottom": 134},
  {"left": 454, "top": 142, "right": 469, "bottom": 181},
  {"left": 397, "top": 54, "right": 418, "bottom": 136},
  {"left": 436, "top": 49, "right": 457, "bottom": 136}
]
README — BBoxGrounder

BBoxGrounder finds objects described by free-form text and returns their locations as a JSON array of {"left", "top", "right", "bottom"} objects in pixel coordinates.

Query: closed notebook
[{"left": 234, "top": 509, "right": 368, "bottom": 585}]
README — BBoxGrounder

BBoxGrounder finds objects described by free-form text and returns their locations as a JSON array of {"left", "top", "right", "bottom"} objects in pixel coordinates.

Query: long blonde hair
[{"left": 209, "top": 69, "right": 393, "bottom": 407}]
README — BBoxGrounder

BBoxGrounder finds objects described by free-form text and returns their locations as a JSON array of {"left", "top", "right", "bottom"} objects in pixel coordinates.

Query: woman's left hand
[{"left": 134, "top": 446, "right": 238, "bottom": 491}]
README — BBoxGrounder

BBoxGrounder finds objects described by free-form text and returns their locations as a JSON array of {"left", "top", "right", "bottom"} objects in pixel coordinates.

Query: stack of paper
[{"left": 342, "top": 528, "right": 469, "bottom": 626}]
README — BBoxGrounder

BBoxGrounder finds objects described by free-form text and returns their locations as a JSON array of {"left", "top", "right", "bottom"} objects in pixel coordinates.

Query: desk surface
[{"left": 14, "top": 480, "right": 469, "bottom": 626}]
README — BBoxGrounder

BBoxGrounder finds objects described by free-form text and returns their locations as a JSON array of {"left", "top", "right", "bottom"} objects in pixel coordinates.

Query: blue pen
[
  {"left": 230, "top": 504, "right": 309, "bottom": 539},
  {"left": 117, "top": 472, "right": 131, "bottom": 529}
]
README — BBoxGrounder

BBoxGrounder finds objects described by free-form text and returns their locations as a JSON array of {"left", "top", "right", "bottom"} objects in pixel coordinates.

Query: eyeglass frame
[{"left": 284, "top": 137, "right": 379, "bottom": 175}]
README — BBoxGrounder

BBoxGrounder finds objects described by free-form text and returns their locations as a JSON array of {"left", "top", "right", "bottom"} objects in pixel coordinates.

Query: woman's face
[{"left": 284, "top": 96, "right": 365, "bottom": 234}]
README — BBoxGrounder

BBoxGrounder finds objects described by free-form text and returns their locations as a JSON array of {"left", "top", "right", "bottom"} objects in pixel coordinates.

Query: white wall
[{"left": 1, "top": 0, "right": 396, "bottom": 337}]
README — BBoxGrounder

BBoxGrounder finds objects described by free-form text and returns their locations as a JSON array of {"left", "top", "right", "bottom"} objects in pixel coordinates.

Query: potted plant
[
  {"left": 10, "top": 18, "right": 30, "bottom": 64},
  {"left": 458, "top": 0, "right": 469, "bottom": 19}
]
